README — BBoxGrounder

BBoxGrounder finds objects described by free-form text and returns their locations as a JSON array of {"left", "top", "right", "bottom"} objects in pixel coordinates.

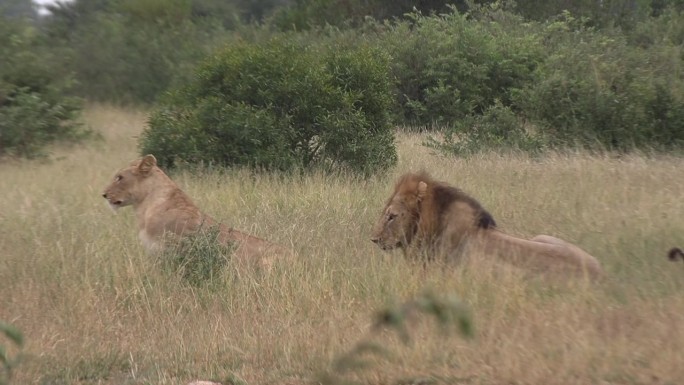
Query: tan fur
[
  {"left": 371, "top": 172, "right": 604, "bottom": 278},
  {"left": 102, "top": 155, "right": 291, "bottom": 269}
]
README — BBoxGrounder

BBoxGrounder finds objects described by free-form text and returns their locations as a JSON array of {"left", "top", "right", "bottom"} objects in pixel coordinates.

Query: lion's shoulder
[{"left": 430, "top": 182, "right": 496, "bottom": 230}]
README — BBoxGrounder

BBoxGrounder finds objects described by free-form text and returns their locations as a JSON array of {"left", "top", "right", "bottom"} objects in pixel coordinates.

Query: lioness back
[{"left": 102, "top": 154, "right": 292, "bottom": 268}]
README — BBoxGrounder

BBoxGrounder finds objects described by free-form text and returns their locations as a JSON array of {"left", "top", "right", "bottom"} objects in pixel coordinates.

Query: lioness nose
[{"left": 102, "top": 193, "right": 108, "bottom": 199}]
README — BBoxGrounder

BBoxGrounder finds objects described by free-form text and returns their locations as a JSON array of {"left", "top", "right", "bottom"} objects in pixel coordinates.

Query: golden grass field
[{"left": 2, "top": 104, "right": 684, "bottom": 385}]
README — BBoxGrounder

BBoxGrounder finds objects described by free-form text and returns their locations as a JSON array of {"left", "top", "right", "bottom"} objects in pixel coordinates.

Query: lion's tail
[{"left": 668, "top": 247, "right": 684, "bottom": 262}]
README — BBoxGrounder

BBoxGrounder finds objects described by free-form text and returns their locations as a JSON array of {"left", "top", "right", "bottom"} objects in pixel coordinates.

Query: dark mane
[
  {"left": 431, "top": 182, "right": 496, "bottom": 229},
  {"left": 392, "top": 171, "right": 497, "bottom": 241}
]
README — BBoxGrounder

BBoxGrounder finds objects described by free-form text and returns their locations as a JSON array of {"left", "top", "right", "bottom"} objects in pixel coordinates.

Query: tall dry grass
[{"left": 2, "top": 104, "right": 684, "bottom": 385}]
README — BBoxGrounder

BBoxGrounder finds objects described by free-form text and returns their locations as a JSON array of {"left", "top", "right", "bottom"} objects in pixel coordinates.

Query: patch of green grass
[{"left": 160, "top": 225, "right": 234, "bottom": 288}]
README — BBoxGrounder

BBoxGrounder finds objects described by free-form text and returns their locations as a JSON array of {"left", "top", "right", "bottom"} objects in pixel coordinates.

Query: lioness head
[
  {"left": 370, "top": 176, "right": 427, "bottom": 250},
  {"left": 102, "top": 154, "right": 158, "bottom": 210}
]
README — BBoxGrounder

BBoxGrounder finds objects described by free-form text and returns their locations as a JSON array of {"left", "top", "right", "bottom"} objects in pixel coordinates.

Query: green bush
[
  {"left": 0, "top": 20, "right": 87, "bottom": 158},
  {"left": 628, "top": 5, "right": 684, "bottom": 47},
  {"left": 382, "top": 7, "right": 543, "bottom": 129},
  {"left": 141, "top": 37, "right": 397, "bottom": 175},
  {"left": 515, "top": 12, "right": 684, "bottom": 151},
  {"left": 420, "top": 7, "right": 684, "bottom": 155},
  {"left": 434, "top": 101, "right": 545, "bottom": 155},
  {"left": 270, "top": 0, "right": 465, "bottom": 31},
  {"left": 511, "top": 0, "right": 652, "bottom": 28},
  {"left": 42, "top": 0, "right": 227, "bottom": 104}
]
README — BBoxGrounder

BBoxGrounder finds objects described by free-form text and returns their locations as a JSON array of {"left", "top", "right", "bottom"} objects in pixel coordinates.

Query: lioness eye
[
  {"left": 387, "top": 213, "right": 397, "bottom": 222},
  {"left": 115, "top": 175, "right": 123, "bottom": 182}
]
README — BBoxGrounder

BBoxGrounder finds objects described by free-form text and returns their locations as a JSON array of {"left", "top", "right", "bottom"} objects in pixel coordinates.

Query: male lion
[
  {"left": 371, "top": 171, "right": 604, "bottom": 278},
  {"left": 102, "top": 154, "right": 291, "bottom": 268}
]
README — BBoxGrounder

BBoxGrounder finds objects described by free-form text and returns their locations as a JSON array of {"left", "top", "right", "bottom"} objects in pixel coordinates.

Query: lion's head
[
  {"left": 371, "top": 172, "right": 496, "bottom": 253},
  {"left": 370, "top": 173, "right": 426, "bottom": 250},
  {"left": 102, "top": 154, "right": 159, "bottom": 210}
]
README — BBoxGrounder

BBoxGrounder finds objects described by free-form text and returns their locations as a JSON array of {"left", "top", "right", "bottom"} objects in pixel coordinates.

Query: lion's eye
[
  {"left": 115, "top": 175, "right": 123, "bottom": 182},
  {"left": 387, "top": 213, "right": 397, "bottom": 222}
]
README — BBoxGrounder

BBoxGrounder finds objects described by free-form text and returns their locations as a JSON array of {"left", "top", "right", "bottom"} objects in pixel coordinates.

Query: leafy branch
[
  {"left": 320, "top": 291, "right": 473, "bottom": 385},
  {"left": 0, "top": 321, "right": 24, "bottom": 385}
]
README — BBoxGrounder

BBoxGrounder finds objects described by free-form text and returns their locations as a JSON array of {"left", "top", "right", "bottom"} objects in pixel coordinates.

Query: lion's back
[{"left": 416, "top": 183, "right": 497, "bottom": 254}]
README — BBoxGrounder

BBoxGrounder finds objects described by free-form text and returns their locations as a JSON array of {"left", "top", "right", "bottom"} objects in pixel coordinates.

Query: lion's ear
[
  {"left": 138, "top": 154, "right": 157, "bottom": 174},
  {"left": 417, "top": 181, "right": 427, "bottom": 201}
]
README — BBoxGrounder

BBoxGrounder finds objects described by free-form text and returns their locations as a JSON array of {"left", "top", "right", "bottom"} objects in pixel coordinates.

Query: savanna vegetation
[
  {"left": 2, "top": 105, "right": 684, "bottom": 385},
  {"left": 2, "top": 0, "right": 684, "bottom": 384},
  {"left": 3, "top": 0, "right": 684, "bottom": 161}
]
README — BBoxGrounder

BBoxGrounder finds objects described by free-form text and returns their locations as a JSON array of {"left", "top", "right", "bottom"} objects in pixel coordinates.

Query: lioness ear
[
  {"left": 417, "top": 181, "right": 427, "bottom": 201},
  {"left": 138, "top": 154, "right": 157, "bottom": 174}
]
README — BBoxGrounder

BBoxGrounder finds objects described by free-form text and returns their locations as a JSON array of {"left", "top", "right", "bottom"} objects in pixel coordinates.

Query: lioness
[
  {"left": 371, "top": 171, "right": 604, "bottom": 278},
  {"left": 102, "top": 154, "right": 291, "bottom": 268}
]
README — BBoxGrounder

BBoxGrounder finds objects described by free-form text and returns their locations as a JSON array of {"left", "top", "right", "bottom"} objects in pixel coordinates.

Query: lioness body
[
  {"left": 371, "top": 172, "right": 603, "bottom": 278},
  {"left": 103, "top": 155, "right": 289, "bottom": 267}
]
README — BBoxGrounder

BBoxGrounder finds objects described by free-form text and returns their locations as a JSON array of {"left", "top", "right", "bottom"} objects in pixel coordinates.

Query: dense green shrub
[
  {"left": 0, "top": 20, "right": 87, "bottom": 158},
  {"left": 141, "top": 37, "right": 397, "bottom": 175},
  {"left": 627, "top": 5, "right": 684, "bottom": 47},
  {"left": 42, "top": 0, "right": 229, "bottom": 104},
  {"left": 270, "top": 0, "right": 467, "bottom": 31},
  {"left": 382, "top": 7, "right": 544, "bottom": 129},
  {"left": 161, "top": 226, "right": 232, "bottom": 287},
  {"left": 429, "top": 8, "right": 684, "bottom": 154},
  {"left": 512, "top": 0, "right": 652, "bottom": 28},
  {"left": 434, "top": 101, "right": 545, "bottom": 155},
  {"left": 514, "top": 11, "right": 684, "bottom": 151}
]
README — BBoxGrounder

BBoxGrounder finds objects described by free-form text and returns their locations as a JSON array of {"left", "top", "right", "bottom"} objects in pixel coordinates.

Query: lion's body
[
  {"left": 102, "top": 155, "right": 290, "bottom": 268},
  {"left": 371, "top": 172, "right": 604, "bottom": 278}
]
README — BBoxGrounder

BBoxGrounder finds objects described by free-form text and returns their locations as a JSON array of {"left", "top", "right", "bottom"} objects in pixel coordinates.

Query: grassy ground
[{"left": 2, "top": 104, "right": 684, "bottom": 385}]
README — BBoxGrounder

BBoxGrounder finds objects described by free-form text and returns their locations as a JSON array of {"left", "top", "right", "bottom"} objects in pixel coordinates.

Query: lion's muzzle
[
  {"left": 370, "top": 237, "right": 387, "bottom": 250},
  {"left": 102, "top": 192, "right": 123, "bottom": 208},
  {"left": 371, "top": 237, "right": 401, "bottom": 251}
]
